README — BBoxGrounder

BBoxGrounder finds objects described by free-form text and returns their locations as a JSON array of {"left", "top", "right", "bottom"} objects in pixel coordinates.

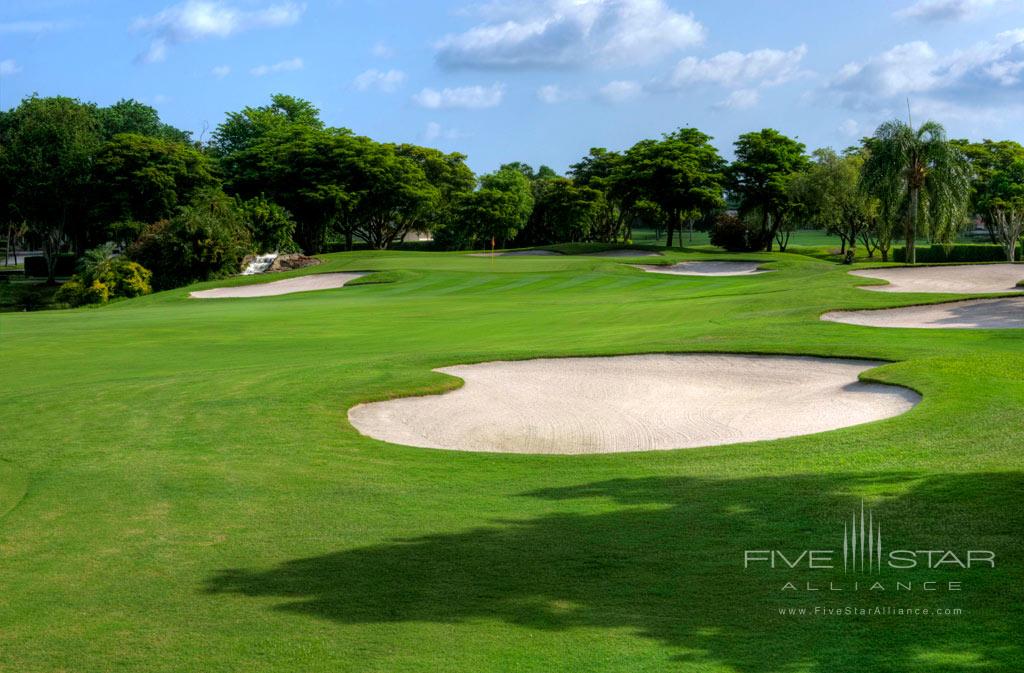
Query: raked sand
[
  {"left": 190, "top": 272, "right": 366, "bottom": 298},
  {"left": 348, "top": 354, "right": 919, "bottom": 454},
  {"left": 635, "top": 261, "right": 768, "bottom": 276},
  {"left": 851, "top": 264, "right": 1024, "bottom": 293},
  {"left": 823, "top": 297, "right": 1024, "bottom": 329}
]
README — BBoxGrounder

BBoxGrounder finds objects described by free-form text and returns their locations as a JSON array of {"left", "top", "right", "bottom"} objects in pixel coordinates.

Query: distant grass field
[{"left": 0, "top": 248, "right": 1021, "bottom": 673}]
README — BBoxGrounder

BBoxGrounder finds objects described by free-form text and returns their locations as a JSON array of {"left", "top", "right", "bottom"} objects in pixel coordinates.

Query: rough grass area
[{"left": 0, "top": 249, "right": 1021, "bottom": 673}]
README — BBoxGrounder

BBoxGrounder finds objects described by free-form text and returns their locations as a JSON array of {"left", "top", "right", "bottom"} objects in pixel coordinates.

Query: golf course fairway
[{"left": 1, "top": 249, "right": 1021, "bottom": 673}]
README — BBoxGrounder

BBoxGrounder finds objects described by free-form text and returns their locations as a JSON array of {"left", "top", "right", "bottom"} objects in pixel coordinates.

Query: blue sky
[{"left": 4, "top": 0, "right": 1024, "bottom": 173}]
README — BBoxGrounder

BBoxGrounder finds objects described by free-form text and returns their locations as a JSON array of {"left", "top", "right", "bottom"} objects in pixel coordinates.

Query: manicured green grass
[{"left": 0, "top": 249, "right": 1021, "bottom": 673}]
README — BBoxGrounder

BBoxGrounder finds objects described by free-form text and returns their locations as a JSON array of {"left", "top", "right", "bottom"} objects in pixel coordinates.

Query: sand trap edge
[
  {"left": 348, "top": 353, "right": 920, "bottom": 455},
  {"left": 190, "top": 272, "right": 368, "bottom": 299},
  {"left": 821, "top": 296, "right": 1024, "bottom": 329}
]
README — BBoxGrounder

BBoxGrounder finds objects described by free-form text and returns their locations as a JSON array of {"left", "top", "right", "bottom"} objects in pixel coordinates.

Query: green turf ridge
[{"left": 0, "top": 249, "right": 1021, "bottom": 673}]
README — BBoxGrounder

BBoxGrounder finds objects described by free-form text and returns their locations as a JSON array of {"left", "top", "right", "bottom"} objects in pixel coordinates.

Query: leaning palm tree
[{"left": 860, "top": 119, "right": 970, "bottom": 264}]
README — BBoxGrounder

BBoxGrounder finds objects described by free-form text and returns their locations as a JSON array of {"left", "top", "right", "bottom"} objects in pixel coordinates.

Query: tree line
[{"left": 2, "top": 92, "right": 1022, "bottom": 294}]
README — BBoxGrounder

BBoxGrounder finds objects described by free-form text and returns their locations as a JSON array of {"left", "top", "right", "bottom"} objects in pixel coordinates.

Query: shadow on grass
[{"left": 206, "top": 472, "right": 1022, "bottom": 671}]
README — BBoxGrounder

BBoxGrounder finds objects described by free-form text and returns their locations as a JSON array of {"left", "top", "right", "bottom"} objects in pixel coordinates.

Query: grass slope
[{"left": 0, "top": 250, "right": 1021, "bottom": 673}]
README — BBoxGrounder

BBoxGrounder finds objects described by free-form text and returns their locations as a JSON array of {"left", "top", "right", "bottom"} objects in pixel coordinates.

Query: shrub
[
  {"left": 710, "top": 214, "right": 756, "bottom": 252},
  {"left": 94, "top": 258, "right": 152, "bottom": 298},
  {"left": 84, "top": 280, "right": 110, "bottom": 305},
  {"left": 893, "top": 244, "right": 1021, "bottom": 263},
  {"left": 55, "top": 278, "right": 110, "bottom": 306},
  {"left": 54, "top": 279, "right": 85, "bottom": 306},
  {"left": 128, "top": 190, "right": 252, "bottom": 290},
  {"left": 236, "top": 196, "right": 298, "bottom": 253}
]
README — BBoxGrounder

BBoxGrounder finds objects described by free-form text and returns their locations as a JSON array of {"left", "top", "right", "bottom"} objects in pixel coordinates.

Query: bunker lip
[
  {"left": 851, "top": 264, "right": 1024, "bottom": 294},
  {"left": 189, "top": 272, "right": 367, "bottom": 299},
  {"left": 348, "top": 353, "right": 919, "bottom": 454},
  {"left": 634, "top": 261, "right": 770, "bottom": 276},
  {"left": 822, "top": 296, "right": 1024, "bottom": 329}
]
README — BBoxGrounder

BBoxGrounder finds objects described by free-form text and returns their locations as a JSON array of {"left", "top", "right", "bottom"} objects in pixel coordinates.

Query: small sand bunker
[
  {"left": 190, "top": 272, "right": 366, "bottom": 299},
  {"left": 852, "top": 264, "right": 1024, "bottom": 293},
  {"left": 586, "top": 249, "right": 662, "bottom": 257},
  {"left": 636, "top": 261, "right": 768, "bottom": 276},
  {"left": 348, "top": 354, "right": 919, "bottom": 454},
  {"left": 823, "top": 297, "right": 1024, "bottom": 329},
  {"left": 467, "top": 250, "right": 562, "bottom": 257}
]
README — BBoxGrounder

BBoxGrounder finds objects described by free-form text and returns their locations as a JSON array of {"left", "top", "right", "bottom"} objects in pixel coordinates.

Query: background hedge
[{"left": 893, "top": 244, "right": 1020, "bottom": 263}]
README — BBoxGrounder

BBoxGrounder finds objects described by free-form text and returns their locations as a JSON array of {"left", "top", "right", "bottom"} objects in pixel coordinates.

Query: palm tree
[{"left": 860, "top": 120, "right": 969, "bottom": 264}]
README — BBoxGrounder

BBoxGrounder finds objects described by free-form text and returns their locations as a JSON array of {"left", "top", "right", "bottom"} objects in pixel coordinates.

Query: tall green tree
[
  {"left": 531, "top": 178, "right": 604, "bottom": 243},
  {"left": 452, "top": 189, "right": 522, "bottom": 250},
  {"left": 953, "top": 138, "right": 1024, "bottom": 244},
  {"left": 623, "top": 128, "right": 726, "bottom": 248},
  {"left": 211, "top": 94, "right": 324, "bottom": 157},
  {"left": 981, "top": 158, "right": 1024, "bottom": 262},
  {"left": 97, "top": 99, "right": 191, "bottom": 144},
  {"left": 789, "top": 148, "right": 877, "bottom": 256},
  {"left": 861, "top": 120, "right": 970, "bottom": 264},
  {"left": 347, "top": 142, "right": 439, "bottom": 249},
  {"left": 728, "top": 128, "right": 808, "bottom": 251},
  {"left": 478, "top": 166, "right": 535, "bottom": 246},
  {"left": 570, "top": 148, "right": 635, "bottom": 242},
  {"left": 224, "top": 125, "right": 356, "bottom": 252},
  {"left": 0, "top": 96, "right": 101, "bottom": 281},
  {"left": 92, "top": 133, "right": 218, "bottom": 243},
  {"left": 394, "top": 144, "right": 475, "bottom": 237}
]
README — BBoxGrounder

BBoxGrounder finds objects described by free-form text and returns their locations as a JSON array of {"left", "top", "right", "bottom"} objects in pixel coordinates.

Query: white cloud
[
  {"left": 412, "top": 83, "right": 505, "bottom": 109},
  {"left": 828, "top": 30, "right": 1024, "bottom": 110},
  {"left": 249, "top": 57, "right": 303, "bottom": 76},
  {"left": 211, "top": 64, "right": 231, "bottom": 78},
  {"left": 353, "top": 68, "right": 406, "bottom": 93},
  {"left": 0, "top": 59, "right": 21, "bottom": 76},
  {"left": 895, "top": 0, "right": 1006, "bottom": 21},
  {"left": 838, "top": 118, "right": 862, "bottom": 137},
  {"left": 536, "top": 83, "right": 582, "bottom": 103},
  {"left": 132, "top": 1, "right": 304, "bottom": 63},
  {"left": 0, "top": 20, "right": 70, "bottom": 34},
  {"left": 669, "top": 45, "right": 808, "bottom": 89},
  {"left": 424, "top": 121, "right": 469, "bottom": 142},
  {"left": 435, "top": 0, "right": 705, "bottom": 69},
  {"left": 717, "top": 88, "right": 760, "bottom": 110},
  {"left": 598, "top": 79, "right": 642, "bottom": 103},
  {"left": 372, "top": 42, "right": 396, "bottom": 58}
]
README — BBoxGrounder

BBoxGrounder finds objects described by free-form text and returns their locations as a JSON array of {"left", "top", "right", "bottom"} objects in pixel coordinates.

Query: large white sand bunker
[
  {"left": 636, "top": 261, "right": 769, "bottom": 276},
  {"left": 348, "top": 354, "right": 919, "bottom": 454},
  {"left": 586, "top": 249, "right": 662, "bottom": 257},
  {"left": 851, "top": 264, "right": 1024, "bottom": 294},
  {"left": 823, "top": 297, "right": 1024, "bottom": 329},
  {"left": 467, "top": 250, "right": 562, "bottom": 257},
  {"left": 190, "top": 272, "right": 366, "bottom": 299}
]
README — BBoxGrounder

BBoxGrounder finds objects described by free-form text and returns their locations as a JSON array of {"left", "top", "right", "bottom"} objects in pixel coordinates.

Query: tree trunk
[
  {"left": 666, "top": 211, "right": 675, "bottom": 248},
  {"left": 907, "top": 187, "right": 920, "bottom": 264}
]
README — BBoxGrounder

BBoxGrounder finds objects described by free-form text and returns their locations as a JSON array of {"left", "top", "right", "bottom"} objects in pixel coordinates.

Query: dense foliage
[{"left": 1, "top": 92, "right": 1021, "bottom": 296}]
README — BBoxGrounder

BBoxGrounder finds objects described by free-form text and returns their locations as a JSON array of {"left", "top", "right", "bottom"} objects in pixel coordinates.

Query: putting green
[{"left": 0, "top": 249, "right": 1021, "bottom": 673}]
